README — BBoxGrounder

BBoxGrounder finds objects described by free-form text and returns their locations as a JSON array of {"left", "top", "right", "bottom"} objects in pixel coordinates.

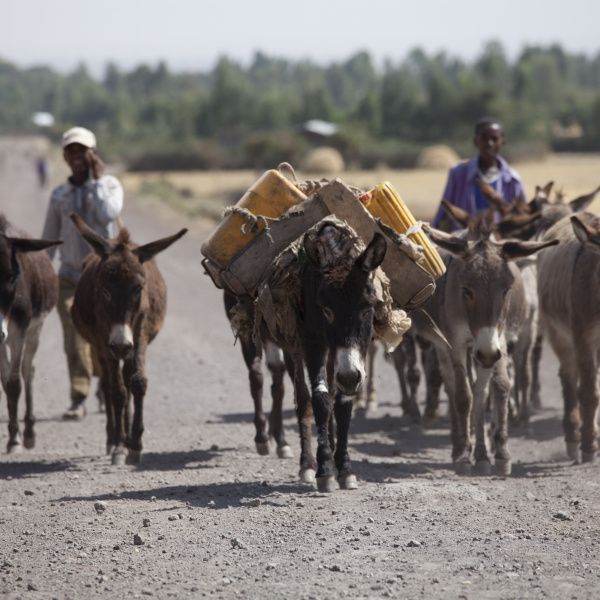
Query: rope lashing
[{"left": 222, "top": 206, "right": 304, "bottom": 246}]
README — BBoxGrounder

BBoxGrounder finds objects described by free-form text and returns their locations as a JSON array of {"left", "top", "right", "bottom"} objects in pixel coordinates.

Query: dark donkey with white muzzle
[
  {"left": 69, "top": 213, "right": 187, "bottom": 465},
  {"left": 261, "top": 222, "right": 387, "bottom": 492}
]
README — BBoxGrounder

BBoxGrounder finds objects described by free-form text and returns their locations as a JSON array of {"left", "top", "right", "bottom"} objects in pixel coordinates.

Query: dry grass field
[{"left": 120, "top": 152, "right": 600, "bottom": 223}]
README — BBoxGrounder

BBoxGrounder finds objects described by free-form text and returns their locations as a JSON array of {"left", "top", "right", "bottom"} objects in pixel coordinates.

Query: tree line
[{"left": 2, "top": 41, "right": 600, "bottom": 170}]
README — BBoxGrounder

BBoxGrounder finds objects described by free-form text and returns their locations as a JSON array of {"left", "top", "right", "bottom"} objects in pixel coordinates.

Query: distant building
[{"left": 31, "top": 112, "right": 55, "bottom": 127}]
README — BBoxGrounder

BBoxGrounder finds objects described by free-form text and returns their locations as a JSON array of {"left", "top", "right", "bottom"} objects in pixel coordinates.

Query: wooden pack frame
[{"left": 202, "top": 179, "right": 438, "bottom": 311}]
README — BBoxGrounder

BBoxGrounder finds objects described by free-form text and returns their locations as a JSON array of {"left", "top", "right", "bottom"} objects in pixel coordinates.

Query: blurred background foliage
[{"left": 2, "top": 41, "right": 600, "bottom": 170}]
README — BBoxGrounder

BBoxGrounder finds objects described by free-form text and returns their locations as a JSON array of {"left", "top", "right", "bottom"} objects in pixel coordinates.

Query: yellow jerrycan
[
  {"left": 201, "top": 168, "right": 308, "bottom": 269},
  {"left": 360, "top": 181, "right": 446, "bottom": 279}
]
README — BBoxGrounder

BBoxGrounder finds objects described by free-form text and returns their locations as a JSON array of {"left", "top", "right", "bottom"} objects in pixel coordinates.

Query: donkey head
[
  {"left": 0, "top": 219, "right": 61, "bottom": 344},
  {"left": 428, "top": 225, "right": 557, "bottom": 368},
  {"left": 304, "top": 224, "right": 386, "bottom": 395},
  {"left": 70, "top": 213, "right": 187, "bottom": 359}
]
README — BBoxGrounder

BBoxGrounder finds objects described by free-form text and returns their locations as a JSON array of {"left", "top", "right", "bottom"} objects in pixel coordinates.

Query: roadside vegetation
[{"left": 3, "top": 41, "right": 600, "bottom": 171}]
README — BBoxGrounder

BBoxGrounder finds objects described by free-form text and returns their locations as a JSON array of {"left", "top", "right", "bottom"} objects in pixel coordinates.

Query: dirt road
[{"left": 1, "top": 137, "right": 599, "bottom": 600}]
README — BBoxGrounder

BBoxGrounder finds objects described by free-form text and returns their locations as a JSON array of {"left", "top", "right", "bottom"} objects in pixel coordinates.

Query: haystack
[
  {"left": 301, "top": 147, "right": 345, "bottom": 174},
  {"left": 416, "top": 145, "right": 460, "bottom": 170}
]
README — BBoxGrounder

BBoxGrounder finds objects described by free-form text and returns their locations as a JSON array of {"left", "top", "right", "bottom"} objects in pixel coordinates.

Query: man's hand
[{"left": 86, "top": 149, "right": 105, "bottom": 179}]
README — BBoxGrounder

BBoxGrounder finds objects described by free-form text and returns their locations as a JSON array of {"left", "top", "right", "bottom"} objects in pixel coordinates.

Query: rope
[{"left": 222, "top": 205, "right": 304, "bottom": 246}]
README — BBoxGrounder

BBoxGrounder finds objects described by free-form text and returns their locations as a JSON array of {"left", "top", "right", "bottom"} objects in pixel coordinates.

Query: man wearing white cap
[{"left": 42, "top": 126, "right": 123, "bottom": 420}]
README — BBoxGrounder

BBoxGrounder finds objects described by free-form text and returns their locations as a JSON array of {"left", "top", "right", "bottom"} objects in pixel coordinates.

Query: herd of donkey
[{"left": 2, "top": 177, "right": 600, "bottom": 492}]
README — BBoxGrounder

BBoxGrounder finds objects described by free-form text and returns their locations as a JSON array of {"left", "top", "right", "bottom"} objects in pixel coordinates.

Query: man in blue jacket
[{"left": 432, "top": 118, "right": 527, "bottom": 231}]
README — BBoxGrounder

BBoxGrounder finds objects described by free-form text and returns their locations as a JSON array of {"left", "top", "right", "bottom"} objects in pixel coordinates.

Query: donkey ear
[
  {"left": 571, "top": 214, "right": 600, "bottom": 248},
  {"left": 426, "top": 227, "right": 471, "bottom": 258},
  {"left": 69, "top": 213, "right": 110, "bottom": 257},
  {"left": 9, "top": 237, "right": 62, "bottom": 254},
  {"left": 358, "top": 232, "right": 386, "bottom": 272},
  {"left": 441, "top": 200, "right": 473, "bottom": 229},
  {"left": 134, "top": 228, "right": 187, "bottom": 264},
  {"left": 569, "top": 184, "right": 600, "bottom": 213},
  {"left": 500, "top": 238, "right": 559, "bottom": 261}
]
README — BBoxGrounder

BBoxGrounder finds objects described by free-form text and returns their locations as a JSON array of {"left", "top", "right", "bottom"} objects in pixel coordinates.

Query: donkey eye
[
  {"left": 502, "top": 288, "right": 510, "bottom": 300},
  {"left": 322, "top": 307, "right": 334, "bottom": 323},
  {"left": 463, "top": 287, "right": 474, "bottom": 301}
]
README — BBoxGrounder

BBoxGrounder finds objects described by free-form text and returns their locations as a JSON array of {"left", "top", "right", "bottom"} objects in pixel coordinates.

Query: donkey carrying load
[
  {"left": 69, "top": 213, "right": 187, "bottom": 465},
  {"left": 0, "top": 214, "right": 61, "bottom": 453},
  {"left": 251, "top": 217, "right": 403, "bottom": 491}
]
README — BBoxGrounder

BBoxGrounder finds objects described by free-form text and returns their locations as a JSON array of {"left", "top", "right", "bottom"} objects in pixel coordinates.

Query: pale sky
[{"left": 2, "top": 0, "right": 599, "bottom": 76}]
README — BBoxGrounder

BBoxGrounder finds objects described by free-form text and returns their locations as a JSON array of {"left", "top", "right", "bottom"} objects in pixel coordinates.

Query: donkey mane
[{"left": 319, "top": 226, "right": 365, "bottom": 284}]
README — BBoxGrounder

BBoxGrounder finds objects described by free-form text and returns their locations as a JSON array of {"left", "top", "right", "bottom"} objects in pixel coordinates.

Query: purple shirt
[{"left": 432, "top": 155, "right": 527, "bottom": 229}]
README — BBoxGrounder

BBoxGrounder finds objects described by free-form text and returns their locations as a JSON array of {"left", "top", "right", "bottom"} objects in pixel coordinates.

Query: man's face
[
  {"left": 63, "top": 143, "right": 90, "bottom": 177},
  {"left": 474, "top": 124, "right": 504, "bottom": 161}
]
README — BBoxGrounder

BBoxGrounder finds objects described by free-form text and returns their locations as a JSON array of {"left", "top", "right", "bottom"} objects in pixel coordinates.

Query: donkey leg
[
  {"left": 307, "top": 358, "right": 335, "bottom": 493},
  {"left": 422, "top": 344, "right": 443, "bottom": 427},
  {"left": 394, "top": 336, "right": 421, "bottom": 424},
  {"left": 293, "top": 355, "right": 315, "bottom": 483},
  {"left": 472, "top": 367, "right": 493, "bottom": 475},
  {"left": 364, "top": 343, "right": 378, "bottom": 410},
  {"left": 578, "top": 358, "right": 599, "bottom": 462},
  {"left": 21, "top": 323, "right": 43, "bottom": 449},
  {"left": 490, "top": 357, "right": 513, "bottom": 476},
  {"left": 265, "top": 342, "right": 292, "bottom": 458},
  {"left": 333, "top": 393, "right": 357, "bottom": 490},
  {"left": 530, "top": 333, "right": 543, "bottom": 410},
  {"left": 3, "top": 338, "right": 24, "bottom": 453},
  {"left": 559, "top": 363, "right": 581, "bottom": 462}
]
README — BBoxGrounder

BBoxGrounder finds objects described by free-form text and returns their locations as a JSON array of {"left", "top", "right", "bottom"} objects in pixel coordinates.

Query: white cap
[{"left": 62, "top": 126, "right": 96, "bottom": 149}]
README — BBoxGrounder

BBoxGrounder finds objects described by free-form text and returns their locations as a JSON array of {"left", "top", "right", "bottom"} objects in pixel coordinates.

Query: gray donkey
[
  {"left": 537, "top": 212, "right": 600, "bottom": 463},
  {"left": 413, "top": 214, "right": 557, "bottom": 475}
]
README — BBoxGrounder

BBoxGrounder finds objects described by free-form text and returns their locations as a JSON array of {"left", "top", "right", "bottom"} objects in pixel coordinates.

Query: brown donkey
[
  {"left": 69, "top": 213, "right": 187, "bottom": 465},
  {"left": 538, "top": 212, "right": 600, "bottom": 463},
  {"left": 224, "top": 290, "right": 295, "bottom": 458},
  {"left": 0, "top": 214, "right": 61, "bottom": 453}
]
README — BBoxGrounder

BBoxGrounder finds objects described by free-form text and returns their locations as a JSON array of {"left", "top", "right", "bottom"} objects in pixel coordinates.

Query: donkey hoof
[
  {"left": 454, "top": 460, "right": 472, "bottom": 476},
  {"left": 126, "top": 450, "right": 142, "bottom": 465},
  {"left": 366, "top": 401, "right": 378, "bottom": 412},
  {"left": 111, "top": 451, "right": 127, "bottom": 466},
  {"left": 495, "top": 458, "right": 512, "bottom": 476},
  {"left": 338, "top": 474, "right": 358, "bottom": 490},
  {"left": 581, "top": 450, "right": 597, "bottom": 463},
  {"left": 276, "top": 445, "right": 293, "bottom": 459},
  {"left": 7, "top": 442, "right": 22, "bottom": 454},
  {"left": 23, "top": 435, "right": 35, "bottom": 450},
  {"left": 106, "top": 444, "right": 116, "bottom": 456},
  {"left": 566, "top": 442, "right": 581, "bottom": 462},
  {"left": 316, "top": 475, "right": 337, "bottom": 493},
  {"left": 299, "top": 468, "right": 316, "bottom": 484},
  {"left": 256, "top": 442, "right": 270, "bottom": 456},
  {"left": 473, "top": 460, "right": 492, "bottom": 476}
]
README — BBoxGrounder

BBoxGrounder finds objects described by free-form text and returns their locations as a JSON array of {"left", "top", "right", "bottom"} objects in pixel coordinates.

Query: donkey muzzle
[{"left": 109, "top": 324, "right": 134, "bottom": 359}]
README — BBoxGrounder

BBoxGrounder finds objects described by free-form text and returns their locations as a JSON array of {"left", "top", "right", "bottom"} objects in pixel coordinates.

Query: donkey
[
  {"left": 412, "top": 215, "right": 557, "bottom": 475},
  {"left": 224, "top": 291, "right": 295, "bottom": 458},
  {"left": 264, "top": 222, "right": 387, "bottom": 492},
  {"left": 480, "top": 180, "right": 600, "bottom": 416},
  {"left": 537, "top": 212, "right": 600, "bottom": 463},
  {"left": 69, "top": 213, "right": 187, "bottom": 465},
  {"left": 0, "top": 214, "right": 61, "bottom": 453}
]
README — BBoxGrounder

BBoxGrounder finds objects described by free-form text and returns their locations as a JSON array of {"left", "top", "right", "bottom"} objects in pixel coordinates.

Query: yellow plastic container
[
  {"left": 361, "top": 181, "right": 446, "bottom": 279},
  {"left": 201, "top": 169, "right": 308, "bottom": 268}
]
